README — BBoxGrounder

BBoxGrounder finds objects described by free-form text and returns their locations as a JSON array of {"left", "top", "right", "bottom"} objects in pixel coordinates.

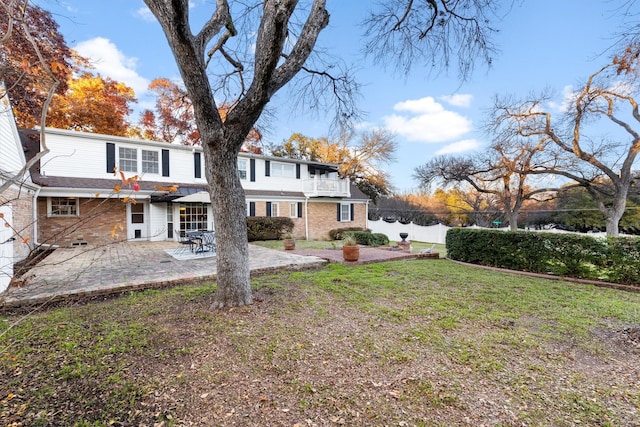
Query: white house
[
  {"left": 0, "top": 85, "right": 39, "bottom": 292},
  {"left": 21, "top": 127, "right": 369, "bottom": 247}
]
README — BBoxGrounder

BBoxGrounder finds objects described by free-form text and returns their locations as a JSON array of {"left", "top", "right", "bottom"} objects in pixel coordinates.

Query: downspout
[
  {"left": 32, "top": 186, "right": 41, "bottom": 247},
  {"left": 304, "top": 197, "right": 309, "bottom": 240},
  {"left": 365, "top": 199, "right": 370, "bottom": 230}
]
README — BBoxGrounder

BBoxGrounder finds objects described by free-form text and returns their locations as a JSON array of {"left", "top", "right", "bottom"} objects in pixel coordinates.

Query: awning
[{"left": 173, "top": 191, "right": 211, "bottom": 203}]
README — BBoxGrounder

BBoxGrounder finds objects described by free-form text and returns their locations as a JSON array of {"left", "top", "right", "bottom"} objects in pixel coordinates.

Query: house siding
[{"left": 29, "top": 128, "right": 369, "bottom": 244}]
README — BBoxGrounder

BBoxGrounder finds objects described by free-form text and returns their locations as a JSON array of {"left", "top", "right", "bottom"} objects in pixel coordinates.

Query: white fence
[
  {"left": 368, "top": 219, "right": 616, "bottom": 244},
  {"left": 368, "top": 219, "right": 450, "bottom": 244}
]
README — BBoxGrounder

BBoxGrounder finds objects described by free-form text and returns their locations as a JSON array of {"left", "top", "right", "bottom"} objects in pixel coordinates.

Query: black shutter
[
  {"left": 337, "top": 203, "right": 341, "bottom": 221},
  {"left": 194, "top": 152, "right": 201, "bottom": 178},
  {"left": 162, "top": 149, "right": 170, "bottom": 177},
  {"left": 296, "top": 164, "right": 301, "bottom": 179},
  {"left": 297, "top": 202, "right": 302, "bottom": 218},
  {"left": 266, "top": 202, "right": 272, "bottom": 217},
  {"left": 106, "top": 143, "right": 115, "bottom": 173},
  {"left": 250, "top": 159, "right": 256, "bottom": 182},
  {"left": 265, "top": 160, "right": 270, "bottom": 176},
  {"left": 249, "top": 202, "right": 255, "bottom": 217},
  {"left": 350, "top": 203, "right": 355, "bottom": 221}
]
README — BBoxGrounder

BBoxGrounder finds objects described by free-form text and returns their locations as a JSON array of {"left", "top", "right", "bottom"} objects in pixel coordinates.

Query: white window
[
  {"left": 142, "top": 150, "right": 159, "bottom": 174},
  {"left": 289, "top": 202, "right": 297, "bottom": 218},
  {"left": 238, "top": 159, "right": 248, "bottom": 180},
  {"left": 119, "top": 147, "right": 137, "bottom": 172},
  {"left": 48, "top": 197, "right": 79, "bottom": 217},
  {"left": 340, "top": 203, "right": 351, "bottom": 222},
  {"left": 271, "top": 203, "right": 279, "bottom": 217},
  {"left": 271, "top": 162, "right": 295, "bottom": 177}
]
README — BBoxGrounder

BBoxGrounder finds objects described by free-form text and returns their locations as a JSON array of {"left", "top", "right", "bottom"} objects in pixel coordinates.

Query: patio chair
[
  {"left": 175, "top": 229, "right": 195, "bottom": 254},
  {"left": 200, "top": 231, "right": 216, "bottom": 255}
]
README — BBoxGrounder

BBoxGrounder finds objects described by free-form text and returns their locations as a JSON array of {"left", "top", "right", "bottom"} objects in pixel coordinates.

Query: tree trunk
[
  {"left": 604, "top": 198, "right": 626, "bottom": 238},
  {"left": 204, "top": 142, "right": 252, "bottom": 308},
  {"left": 508, "top": 210, "right": 518, "bottom": 231}
]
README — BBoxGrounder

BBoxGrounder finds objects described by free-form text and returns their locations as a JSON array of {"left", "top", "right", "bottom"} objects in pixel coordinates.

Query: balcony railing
[{"left": 303, "top": 177, "right": 350, "bottom": 197}]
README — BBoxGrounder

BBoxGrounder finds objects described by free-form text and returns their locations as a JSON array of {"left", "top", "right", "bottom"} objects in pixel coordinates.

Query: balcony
[{"left": 303, "top": 177, "right": 350, "bottom": 197}]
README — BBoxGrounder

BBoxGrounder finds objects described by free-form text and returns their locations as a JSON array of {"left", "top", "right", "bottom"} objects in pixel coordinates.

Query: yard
[{"left": 1, "top": 256, "right": 639, "bottom": 426}]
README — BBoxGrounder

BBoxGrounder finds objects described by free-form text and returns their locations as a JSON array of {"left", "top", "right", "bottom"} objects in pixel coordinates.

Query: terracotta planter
[
  {"left": 342, "top": 245, "right": 359, "bottom": 262},
  {"left": 283, "top": 239, "right": 296, "bottom": 250}
]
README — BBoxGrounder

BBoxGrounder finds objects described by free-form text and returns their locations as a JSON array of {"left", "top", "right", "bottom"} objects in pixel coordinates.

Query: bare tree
[
  {"left": 414, "top": 133, "right": 557, "bottom": 231},
  {"left": 144, "top": 0, "right": 502, "bottom": 307},
  {"left": 362, "top": 0, "right": 501, "bottom": 78},
  {"left": 493, "top": 49, "right": 640, "bottom": 236}
]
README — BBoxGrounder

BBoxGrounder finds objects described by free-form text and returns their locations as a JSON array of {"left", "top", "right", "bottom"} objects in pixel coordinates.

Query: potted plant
[
  {"left": 282, "top": 233, "right": 295, "bottom": 250},
  {"left": 342, "top": 235, "right": 359, "bottom": 262}
]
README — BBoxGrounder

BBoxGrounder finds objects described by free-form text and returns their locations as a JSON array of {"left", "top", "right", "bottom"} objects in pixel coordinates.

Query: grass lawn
[{"left": 1, "top": 258, "right": 638, "bottom": 426}]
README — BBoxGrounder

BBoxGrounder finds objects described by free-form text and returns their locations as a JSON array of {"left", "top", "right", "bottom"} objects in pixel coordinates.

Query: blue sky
[{"left": 37, "top": 0, "right": 636, "bottom": 192}]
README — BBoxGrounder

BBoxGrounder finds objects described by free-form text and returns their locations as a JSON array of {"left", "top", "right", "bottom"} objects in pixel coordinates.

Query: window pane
[
  {"left": 271, "top": 163, "right": 295, "bottom": 177},
  {"left": 238, "top": 160, "right": 247, "bottom": 180},
  {"left": 289, "top": 203, "right": 296, "bottom": 217},
  {"left": 271, "top": 203, "right": 279, "bottom": 217},
  {"left": 119, "top": 147, "right": 137, "bottom": 172},
  {"left": 50, "top": 197, "right": 78, "bottom": 216},
  {"left": 340, "top": 204, "right": 350, "bottom": 221},
  {"left": 142, "top": 150, "right": 159, "bottom": 174}
]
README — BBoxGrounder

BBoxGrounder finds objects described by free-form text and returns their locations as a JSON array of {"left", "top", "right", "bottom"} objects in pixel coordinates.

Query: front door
[{"left": 127, "top": 202, "right": 147, "bottom": 240}]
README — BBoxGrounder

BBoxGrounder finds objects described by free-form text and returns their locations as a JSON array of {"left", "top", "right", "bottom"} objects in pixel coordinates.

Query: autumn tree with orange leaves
[
  {"left": 0, "top": 1, "right": 73, "bottom": 128},
  {"left": 47, "top": 72, "right": 137, "bottom": 136}
]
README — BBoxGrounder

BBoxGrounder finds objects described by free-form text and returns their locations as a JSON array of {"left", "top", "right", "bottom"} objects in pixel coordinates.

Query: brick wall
[
  {"left": 248, "top": 199, "right": 367, "bottom": 240},
  {"left": 249, "top": 200, "right": 305, "bottom": 239},
  {"left": 38, "top": 197, "right": 127, "bottom": 247},
  {"left": 1, "top": 186, "right": 35, "bottom": 260},
  {"left": 307, "top": 201, "right": 367, "bottom": 240}
]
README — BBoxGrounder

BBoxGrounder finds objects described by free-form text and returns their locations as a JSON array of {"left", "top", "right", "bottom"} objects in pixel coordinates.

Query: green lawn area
[{"left": 1, "top": 258, "right": 638, "bottom": 426}]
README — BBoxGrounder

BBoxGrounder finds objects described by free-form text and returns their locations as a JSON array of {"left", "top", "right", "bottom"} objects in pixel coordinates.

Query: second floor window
[
  {"left": 119, "top": 147, "right": 137, "bottom": 172},
  {"left": 271, "top": 162, "right": 295, "bottom": 177},
  {"left": 238, "top": 159, "right": 247, "bottom": 180},
  {"left": 142, "top": 150, "right": 159, "bottom": 174}
]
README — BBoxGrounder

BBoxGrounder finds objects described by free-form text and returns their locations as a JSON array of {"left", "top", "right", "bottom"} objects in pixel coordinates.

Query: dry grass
[{"left": 1, "top": 259, "right": 639, "bottom": 426}]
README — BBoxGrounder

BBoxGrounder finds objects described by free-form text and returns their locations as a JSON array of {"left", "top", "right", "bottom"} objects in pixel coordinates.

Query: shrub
[
  {"left": 329, "top": 227, "right": 366, "bottom": 240},
  {"left": 446, "top": 228, "right": 640, "bottom": 285},
  {"left": 247, "top": 217, "right": 294, "bottom": 241},
  {"left": 338, "top": 230, "right": 389, "bottom": 247}
]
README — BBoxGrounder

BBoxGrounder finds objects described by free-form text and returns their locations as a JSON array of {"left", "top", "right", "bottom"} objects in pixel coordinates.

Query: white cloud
[
  {"left": 435, "top": 139, "right": 482, "bottom": 155},
  {"left": 134, "top": 7, "right": 156, "bottom": 22},
  {"left": 439, "top": 94, "right": 473, "bottom": 108},
  {"left": 548, "top": 85, "right": 575, "bottom": 113},
  {"left": 383, "top": 96, "right": 472, "bottom": 143},
  {"left": 74, "top": 37, "right": 150, "bottom": 95}
]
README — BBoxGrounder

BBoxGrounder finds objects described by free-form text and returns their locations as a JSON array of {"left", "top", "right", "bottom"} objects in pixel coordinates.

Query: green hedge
[
  {"left": 329, "top": 227, "right": 367, "bottom": 240},
  {"left": 347, "top": 231, "right": 389, "bottom": 247},
  {"left": 328, "top": 227, "right": 389, "bottom": 247},
  {"left": 247, "top": 217, "right": 294, "bottom": 241},
  {"left": 446, "top": 228, "right": 640, "bottom": 286}
]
